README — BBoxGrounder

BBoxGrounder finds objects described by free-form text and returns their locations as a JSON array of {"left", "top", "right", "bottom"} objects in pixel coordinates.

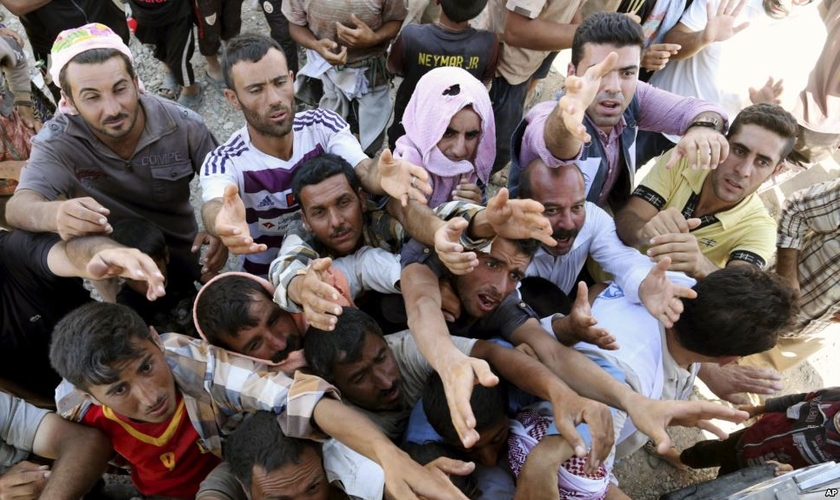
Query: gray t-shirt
[
  {"left": 18, "top": 94, "right": 218, "bottom": 252},
  {"left": 0, "top": 393, "right": 49, "bottom": 474},
  {"left": 358, "top": 330, "right": 477, "bottom": 440}
]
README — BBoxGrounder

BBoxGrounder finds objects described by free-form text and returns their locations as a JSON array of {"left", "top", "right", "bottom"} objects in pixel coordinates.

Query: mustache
[
  {"left": 270, "top": 334, "right": 302, "bottom": 363},
  {"left": 146, "top": 395, "right": 166, "bottom": 413},
  {"left": 553, "top": 227, "right": 580, "bottom": 240},
  {"left": 103, "top": 113, "right": 128, "bottom": 124},
  {"left": 330, "top": 225, "right": 352, "bottom": 238},
  {"left": 379, "top": 379, "right": 402, "bottom": 400}
]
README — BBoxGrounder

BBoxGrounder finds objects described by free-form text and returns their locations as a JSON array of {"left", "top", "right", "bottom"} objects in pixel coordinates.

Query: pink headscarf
[
  {"left": 49, "top": 23, "right": 140, "bottom": 115},
  {"left": 394, "top": 66, "right": 495, "bottom": 207}
]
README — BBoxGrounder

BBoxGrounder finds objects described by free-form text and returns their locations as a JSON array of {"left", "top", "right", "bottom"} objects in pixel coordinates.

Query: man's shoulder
[
  {"left": 142, "top": 93, "right": 207, "bottom": 127},
  {"left": 31, "top": 113, "right": 74, "bottom": 146},
  {"left": 293, "top": 108, "right": 349, "bottom": 135}
]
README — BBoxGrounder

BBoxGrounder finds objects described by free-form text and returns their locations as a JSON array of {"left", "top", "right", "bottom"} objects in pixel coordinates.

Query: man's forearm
[
  {"left": 513, "top": 329, "right": 635, "bottom": 411},
  {"left": 614, "top": 210, "right": 648, "bottom": 247},
  {"left": 774, "top": 248, "right": 800, "bottom": 291},
  {"left": 288, "top": 23, "right": 323, "bottom": 51},
  {"left": 201, "top": 199, "right": 223, "bottom": 237},
  {"left": 314, "top": 398, "right": 400, "bottom": 463},
  {"left": 5, "top": 189, "right": 61, "bottom": 232},
  {"left": 663, "top": 28, "right": 708, "bottom": 61},
  {"left": 63, "top": 236, "right": 122, "bottom": 275},
  {"left": 39, "top": 425, "right": 111, "bottom": 500},
  {"left": 476, "top": 340, "right": 577, "bottom": 405},
  {"left": 504, "top": 13, "right": 577, "bottom": 51},
  {"left": 403, "top": 264, "right": 466, "bottom": 372},
  {"left": 371, "top": 20, "right": 401, "bottom": 46},
  {"left": 0, "top": 0, "right": 52, "bottom": 16},
  {"left": 387, "top": 198, "right": 444, "bottom": 246},
  {"left": 355, "top": 158, "right": 387, "bottom": 196},
  {"left": 544, "top": 104, "right": 583, "bottom": 160}
]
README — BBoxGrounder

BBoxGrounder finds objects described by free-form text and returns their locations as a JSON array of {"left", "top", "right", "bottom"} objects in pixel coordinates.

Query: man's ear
[
  {"left": 772, "top": 161, "right": 786, "bottom": 176},
  {"left": 567, "top": 62, "right": 576, "bottom": 77},
  {"left": 60, "top": 90, "right": 78, "bottom": 114},
  {"left": 301, "top": 210, "right": 311, "bottom": 232},
  {"left": 224, "top": 88, "right": 241, "bottom": 111},
  {"left": 83, "top": 391, "right": 103, "bottom": 406},
  {"left": 356, "top": 187, "right": 367, "bottom": 212},
  {"left": 150, "top": 326, "right": 164, "bottom": 347}
]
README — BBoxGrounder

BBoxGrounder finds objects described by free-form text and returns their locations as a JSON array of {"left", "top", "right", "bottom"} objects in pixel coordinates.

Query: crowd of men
[{"left": 0, "top": 0, "right": 837, "bottom": 498}]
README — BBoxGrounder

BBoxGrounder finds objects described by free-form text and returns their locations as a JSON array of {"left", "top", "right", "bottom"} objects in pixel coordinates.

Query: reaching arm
[
  {"left": 472, "top": 340, "right": 614, "bottom": 468},
  {"left": 614, "top": 196, "right": 663, "bottom": 247},
  {"left": 775, "top": 248, "right": 800, "bottom": 295},
  {"left": 313, "top": 399, "right": 468, "bottom": 500},
  {"left": 288, "top": 23, "right": 348, "bottom": 66},
  {"left": 510, "top": 325, "right": 749, "bottom": 453},
  {"left": 401, "top": 263, "right": 499, "bottom": 448},
  {"left": 6, "top": 190, "right": 112, "bottom": 240},
  {"left": 48, "top": 235, "right": 166, "bottom": 300},
  {"left": 545, "top": 52, "right": 621, "bottom": 156},
  {"left": 503, "top": 9, "right": 579, "bottom": 51},
  {"left": 201, "top": 186, "right": 266, "bottom": 254},
  {"left": 664, "top": 0, "right": 751, "bottom": 61},
  {"left": 34, "top": 414, "right": 113, "bottom": 500},
  {"left": 355, "top": 150, "right": 433, "bottom": 207}
]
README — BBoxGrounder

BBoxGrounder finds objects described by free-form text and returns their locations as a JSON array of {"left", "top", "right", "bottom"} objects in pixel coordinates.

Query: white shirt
[{"left": 526, "top": 202, "right": 653, "bottom": 304}]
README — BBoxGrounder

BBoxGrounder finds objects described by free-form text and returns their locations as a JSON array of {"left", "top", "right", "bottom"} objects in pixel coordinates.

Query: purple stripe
[
  {"left": 293, "top": 108, "right": 346, "bottom": 133},
  {"left": 245, "top": 206, "right": 298, "bottom": 224},
  {"left": 205, "top": 136, "right": 248, "bottom": 175},
  {"left": 241, "top": 144, "right": 326, "bottom": 194}
]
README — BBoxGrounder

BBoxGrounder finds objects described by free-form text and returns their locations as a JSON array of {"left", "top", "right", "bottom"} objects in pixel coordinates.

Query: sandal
[
  {"left": 156, "top": 72, "right": 179, "bottom": 101},
  {"left": 204, "top": 70, "right": 225, "bottom": 90},
  {"left": 177, "top": 82, "right": 204, "bottom": 110}
]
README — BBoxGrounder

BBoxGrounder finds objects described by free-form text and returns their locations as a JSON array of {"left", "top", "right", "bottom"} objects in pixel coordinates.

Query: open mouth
[
  {"left": 477, "top": 293, "right": 499, "bottom": 312},
  {"left": 148, "top": 396, "right": 168, "bottom": 417},
  {"left": 598, "top": 100, "right": 622, "bottom": 113}
]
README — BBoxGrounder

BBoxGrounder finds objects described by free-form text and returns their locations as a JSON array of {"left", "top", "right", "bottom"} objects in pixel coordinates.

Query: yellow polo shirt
[{"left": 633, "top": 153, "right": 777, "bottom": 268}]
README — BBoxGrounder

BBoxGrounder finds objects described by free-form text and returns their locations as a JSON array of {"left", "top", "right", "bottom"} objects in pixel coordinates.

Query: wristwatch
[{"left": 686, "top": 117, "right": 723, "bottom": 133}]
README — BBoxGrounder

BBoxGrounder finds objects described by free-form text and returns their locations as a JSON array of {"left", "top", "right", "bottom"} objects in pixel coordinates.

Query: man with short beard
[
  {"left": 5, "top": 24, "right": 222, "bottom": 280},
  {"left": 201, "top": 33, "right": 431, "bottom": 277}
]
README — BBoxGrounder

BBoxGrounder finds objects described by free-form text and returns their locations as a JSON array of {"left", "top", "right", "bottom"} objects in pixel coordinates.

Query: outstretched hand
[
  {"left": 485, "top": 188, "right": 555, "bottom": 247},
  {"left": 638, "top": 257, "right": 698, "bottom": 328},
  {"left": 215, "top": 184, "right": 267, "bottom": 254},
  {"left": 628, "top": 395, "right": 749, "bottom": 454},
  {"left": 434, "top": 218, "right": 479, "bottom": 275},
  {"left": 377, "top": 149, "right": 432, "bottom": 207},
  {"left": 440, "top": 354, "right": 500, "bottom": 448},
  {"left": 702, "top": 0, "right": 751, "bottom": 45},
  {"left": 558, "top": 281, "right": 618, "bottom": 349},
  {"left": 87, "top": 247, "right": 166, "bottom": 301},
  {"left": 699, "top": 363, "right": 782, "bottom": 404},
  {"left": 559, "top": 52, "right": 620, "bottom": 143},
  {"left": 288, "top": 257, "right": 344, "bottom": 331}
]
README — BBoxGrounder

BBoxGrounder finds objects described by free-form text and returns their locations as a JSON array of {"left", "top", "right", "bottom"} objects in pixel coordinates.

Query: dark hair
[
  {"left": 518, "top": 159, "right": 585, "bottom": 200},
  {"left": 50, "top": 302, "right": 153, "bottom": 391},
  {"left": 291, "top": 153, "right": 361, "bottom": 208},
  {"left": 110, "top": 218, "right": 168, "bottom": 261},
  {"left": 194, "top": 275, "right": 270, "bottom": 345},
  {"left": 59, "top": 48, "right": 135, "bottom": 99},
  {"left": 304, "top": 307, "right": 383, "bottom": 382},
  {"left": 224, "top": 411, "right": 320, "bottom": 491},
  {"left": 422, "top": 371, "right": 506, "bottom": 446},
  {"left": 509, "top": 237, "right": 541, "bottom": 259},
  {"left": 674, "top": 266, "right": 797, "bottom": 357},
  {"left": 222, "top": 33, "right": 285, "bottom": 90},
  {"left": 439, "top": 0, "right": 488, "bottom": 23},
  {"left": 519, "top": 276, "right": 572, "bottom": 317},
  {"left": 728, "top": 103, "right": 799, "bottom": 163},
  {"left": 571, "top": 12, "right": 645, "bottom": 68},
  {"left": 402, "top": 442, "right": 482, "bottom": 499}
]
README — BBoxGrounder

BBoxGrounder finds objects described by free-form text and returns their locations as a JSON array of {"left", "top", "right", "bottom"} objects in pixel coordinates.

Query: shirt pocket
[{"left": 150, "top": 162, "right": 194, "bottom": 203}]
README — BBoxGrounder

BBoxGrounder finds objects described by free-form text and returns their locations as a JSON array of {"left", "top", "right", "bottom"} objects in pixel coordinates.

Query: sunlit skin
[
  {"left": 525, "top": 163, "right": 587, "bottom": 256},
  {"left": 571, "top": 44, "right": 641, "bottom": 134},
  {"left": 437, "top": 106, "right": 481, "bottom": 163},
  {"left": 700, "top": 124, "right": 787, "bottom": 213},
  {"left": 220, "top": 293, "right": 303, "bottom": 363},
  {"left": 124, "top": 255, "right": 168, "bottom": 296},
  {"left": 85, "top": 338, "right": 178, "bottom": 424},
  {"left": 224, "top": 48, "right": 296, "bottom": 159},
  {"left": 331, "top": 332, "right": 403, "bottom": 412},
  {"left": 300, "top": 174, "right": 366, "bottom": 256},
  {"left": 250, "top": 445, "right": 333, "bottom": 500},
  {"left": 452, "top": 238, "right": 530, "bottom": 319},
  {"left": 64, "top": 56, "right": 145, "bottom": 150}
]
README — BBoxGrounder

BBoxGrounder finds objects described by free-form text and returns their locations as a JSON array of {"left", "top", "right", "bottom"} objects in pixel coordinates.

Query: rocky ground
[{"left": 3, "top": 2, "right": 839, "bottom": 498}]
